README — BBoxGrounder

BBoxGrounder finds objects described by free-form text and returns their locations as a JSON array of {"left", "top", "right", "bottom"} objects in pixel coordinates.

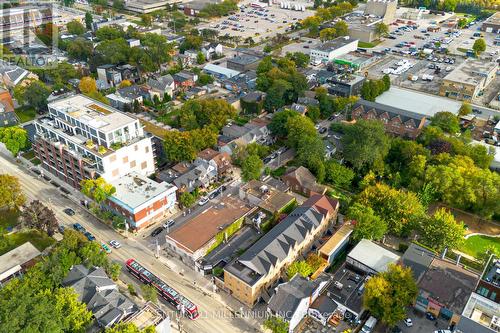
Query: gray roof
[
  {"left": 62, "top": 265, "right": 137, "bottom": 328},
  {"left": 148, "top": 74, "right": 174, "bottom": 92},
  {"left": 297, "top": 97, "right": 319, "bottom": 106},
  {"left": 0, "top": 60, "right": 30, "bottom": 85},
  {"left": 227, "top": 204, "right": 325, "bottom": 285},
  {"left": 354, "top": 99, "right": 427, "bottom": 124},
  {"left": 310, "top": 294, "right": 338, "bottom": 315},
  {"left": 268, "top": 274, "right": 322, "bottom": 320},
  {"left": 400, "top": 243, "right": 435, "bottom": 282},
  {"left": 347, "top": 239, "right": 400, "bottom": 273},
  {"left": 0, "top": 242, "right": 40, "bottom": 280},
  {"left": 173, "top": 159, "right": 217, "bottom": 192},
  {"left": 311, "top": 37, "right": 357, "bottom": 53},
  {"left": 227, "top": 54, "right": 260, "bottom": 66},
  {"left": 455, "top": 315, "right": 496, "bottom": 333},
  {"left": 0, "top": 109, "right": 18, "bottom": 127}
]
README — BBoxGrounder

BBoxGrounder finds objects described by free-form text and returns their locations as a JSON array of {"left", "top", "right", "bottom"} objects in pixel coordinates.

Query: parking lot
[
  {"left": 197, "top": 0, "right": 314, "bottom": 42},
  {"left": 392, "top": 308, "right": 454, "bottom": 333}
]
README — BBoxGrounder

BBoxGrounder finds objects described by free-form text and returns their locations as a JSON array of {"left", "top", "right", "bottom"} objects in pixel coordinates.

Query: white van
[{"left": 361, "top": 316, "right": 377, "bottom": 333}]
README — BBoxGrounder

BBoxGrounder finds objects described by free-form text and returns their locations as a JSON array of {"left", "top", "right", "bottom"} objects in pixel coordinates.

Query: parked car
[
  {"left": 198, "top": 197, "right": 209, "bottom": 206},
  {"left": 84, "top": 231, "right": 95, "bottom": 241},
  {"left": 58, "top": 225, "right": 65, "bottom": 234},
  {"left": 433, "top": 331, "right": 452, "bottom": 333},
  {"left": 151, "top": 227, "right": 163, "bottom": 237},
  {"left": 100, "top": 242, "right": 112, "bottom": 254},
  {"left": 109, "top": 240, "right": 121, "bottom": 248},
  {"left": 64, "top": 208, "right": 75, "bottom": 216},
  {"left": 404, "top": 318, "right": 413, "bottom": 327},
  {"left": 426, "top": 312, "right": 437, "bottom": 321},
  {"left": 73, "top": 223, "right": 85, "bottom": 232},
  {"left": 163, "top": 219, "right": 175, "bottom": 229},
  {"left": 319, "top": 127, "right": 327, "bottom": 134}
]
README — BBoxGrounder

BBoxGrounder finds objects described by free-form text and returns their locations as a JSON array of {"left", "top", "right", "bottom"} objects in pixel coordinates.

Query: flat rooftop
[
  {"left": 166, "top": 197, "right": 253, "bottom": 254},
  {"left": 110, "top": 172, "right": 176, "bottom": 211},
  {"left": 312, "top": 37, "right": 357, "bottom": 52},
  {"left": 0, "top": 242, "right": 40, "bottom": 281},
  {"left": 348, "top": 239, "right": 400, "bottom": 273},
  {"left": 483, "top": 11, "right": 500, "bottom": 26},
  {"left": 375, "top": 87, "right": 462, "bottom": 117},
  {"left": 327, "top": 262, "right": 366, "bottom": 315},
  {"left": 344, "top": 13, "right": 381, "bottom": 30},
  {"left": 443, "top": 59, "right": 498, "bottom": 86},
  {"left": 418, "top": 257, "right": 480, "bottom": 314},
  {"left": 318, "top": 222, "right": 353, "bottom": 257},
  {"left": 227, "top": 54, "right": 260, "bottom": 65},
  {"left": 48, "top": 94, "right": 137, "bottom": 133}
]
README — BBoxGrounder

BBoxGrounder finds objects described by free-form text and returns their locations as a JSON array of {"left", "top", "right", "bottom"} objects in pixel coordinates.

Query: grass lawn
[
  {"left": 22, "top": 150, "right": 36, "bottom": 160},
  {"left": 459, "top": 235, "right": 500, "bottom": 259},
  {"left": 358, "top": 40, "right": 380, "bottom": 48},
  {"left": 15, "top": 107, "right": 37, "bottom": 123},
  {"left": 0, "top": 230, "right": 55, "bottom": 255},
  {"left": 0, "top": 209, "right": 20, "bottom": 233}
]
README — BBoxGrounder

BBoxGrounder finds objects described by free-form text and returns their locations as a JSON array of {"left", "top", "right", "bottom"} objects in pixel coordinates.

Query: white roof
[
  {"left": 203, "top": 63, "right": 240, "bottom": 78},
  {"left": 348, "top": 239, "right": 400, "bottom": 273},
  {"left": 376, "top": 87, "right": 462, "bottom": 117},
  {"left": 0, "top": 242, "right": 41, "bottom": 281},
  {"left": 110, "top": 172, "right": 176, "bottom": 211}
]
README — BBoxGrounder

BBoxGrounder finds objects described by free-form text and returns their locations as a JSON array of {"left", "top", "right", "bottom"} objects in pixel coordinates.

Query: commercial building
[
  {"left": 481, "top": 11, "right": 500, "bottom": 34},
  {"left": 33, "top": 94, "right": 156, "bottom": 188},
  {"left": 62, "top": 265, "right": 138, "bottom": 328},
  {"left": 318, "top": 222, "right": 353, "bottom": 265},
  {"left": 352, "top": 99, "right": 428, "bottom": 139},
  {"left": 326, "top": 74, "right": 365, "bottom": 97},
  {"left": 401, "top": 243, "right": 481, "bottom": 326},
  {"left": 440, "top": 59, "right": 498, "bottom": 101},
  {"left": 203, "top": 63, "right": 240, "bottom": 80},
  {"left": 227, "top": 54, "right": 261, "bottom": 72},
  {"left": 107, "top": 172, "right": 177, "bottom": 230},
  {"left": 346, "top": 239, "right": 400, "bottom": 275},
  {"left": 224, "top": 194, "right": 339, "bottom": 307},
  {"left": 239, "top": 179, "right": 295, "bottom": 215},
  {"left": 364, "top": 0, "right": 397, "bottom": 23},
  {"left": 344, "top": 13, "right": 382, "bottom": 43},
  {"left": 165, "top": 197, "right": 254, "bottom": 265},
  {"left": 125, "top": 0, "right": 170, "bottom": 14},
  {"left": 0, "top": 242, "right": 40, "bottom": 285},
  {"left": 460, "top": 291, "right": 500, "bottom": 332},
  {"left": 309, "top": 37, "right": 359, "bottom": 64}
]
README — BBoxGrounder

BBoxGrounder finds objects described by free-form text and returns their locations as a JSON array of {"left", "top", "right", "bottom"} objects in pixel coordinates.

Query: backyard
[
  {"left": 14, "top": 106, "right": 36, "bottom": 123},
  {"left": 459, "top": 235, "right": 500, "bottom": 259}
]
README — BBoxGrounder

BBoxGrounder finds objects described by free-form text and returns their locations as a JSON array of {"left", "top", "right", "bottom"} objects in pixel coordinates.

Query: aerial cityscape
[{"left": 0, "top": 0, "right": 499, "bottom": 332}]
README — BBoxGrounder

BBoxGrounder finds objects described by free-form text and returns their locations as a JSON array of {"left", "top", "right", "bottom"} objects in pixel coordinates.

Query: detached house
[
  {"left": 0, "top": 60, "right": 38, "bottom": 88},
  {"left": 352, "top": 100, "right": 427, "bottom": 139},
  {"left": 172, "top": 71, "right": 198, "bottom": 90},
  {"left": 147, "top": 74, "right": 175, "bottom": 100},
  {"left": 282, "top": 166, "right": 327, "bottom": 197},
  {"left": 196, "top": 148, "right": 232, "bottom": 178},
  {"left": 219, "top": 118, "right": 273, "bottom": 155},
  {"left": 201, "top": 43, "right": 223, "bottom": 60}
]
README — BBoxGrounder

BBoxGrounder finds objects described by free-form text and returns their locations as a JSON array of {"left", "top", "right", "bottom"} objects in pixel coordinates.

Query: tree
[
  {"left": 357, "top": 183, "right": 426, "bottom": 235},
  {"left": 348, "top": 203, "right": 387, "bottom": 241},
  {"left": 22, "top": 200, "right": 59, "bottom": 236},
  {"left": 364, "top": 264, "right": 418, "bottom": 327},
  {"left": 85, "top": 12, "right": 93, "bottom": 30},
  {"left": 319, "top": 28, "right": 337, "bottom": 41},
  {"left": 141, "top": 284, "right": 158, "bottom": 303},
  {"left": 0, "top": 126, "right": 28, "bottom": 156},
  {"left": 324, "top": 160, "right": 355, "bottom": 189},
  {"left": 179, "top": 191, "right": 195, "bottom": 208},
  {"left": 268, "top": 109, "right": 299, "bottom": 137},
  {"left": 430, "top": 111, "right": 460, "bottom": 134},
  {"left": 285, "top": 52, "right": 310, "bottom": 68},
  {"left": 113, "top": 0, "right": 125, "bottom": 9},
  {"left": 107, "top": 263, "right": 122, "bottom": 281},
  {"left": 263, "top": 316, "right": 289, "bottom": 333},
  {"left": 306, "top": 105, "right": 320, "bottom": 123},
  {"left": 80, "top": 177, "right": 116, "bottom": 203},
  {"left": 375, "top": 22, "right": 389, "bottom": 36},
  {"left": 95, "top": 38, "right": 130, "bottom": 64},
  {"left": 0, "top": 174, "right": 25, "bottom": 209},
  {"left": 286, "top": 116, "right": 317, "bottom": 150},
  {"left": 382, "top": 74, "right": 391, "bottom": 91},
  {"left": 179, "top": 99, "right": 236, "bottom": 131},
  {"left": 417, "top": 208, "right": 465, "bottom": 251},
  {"left": 342, "top": 120, "right": 390, "bottom": 172},
  {"left": 16, "top": 80, "right": 50, "bottom": 111},
  {"left": 241, "top": 154, "right": 263, "bottom": 181},
  {"left": 286, "top": 261, "right": 313, "bottom": 279},
  {"left": 472, "top": 38, "right": 486, "bottom": 56},
  {"left": 79, "top": 76, "right": 97, "bottom": 94},
  {"left": 458, "top": 102, "right": 472, "bottom": 116},
  {"left": 66, "top": 20, "right": 85, "bottom": 35},
  {"left": 196, "top": 51, "right": 206, "bottom": 64},
  {"left": 264, "top": 79, "right": 293, "bottom": 112},
  {"left": 105, "top": 323, "right": 156, "bottom": 333},
  {"left": 67, "top": 38, "right": 93, "bottom": 61},
  {"left": 96, "top": 26, "right": 125, "bottom": 41},
  {"left": 179, "top": 35, "right": 203, "bottom": 53},
  {"left": 333, "top": 20, "right": 349, "bottom": 36}
]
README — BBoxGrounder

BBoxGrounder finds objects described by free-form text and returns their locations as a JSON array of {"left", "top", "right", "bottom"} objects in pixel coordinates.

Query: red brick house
[{"left": 352, "top": 100, "right": 427, "bottom": 139}]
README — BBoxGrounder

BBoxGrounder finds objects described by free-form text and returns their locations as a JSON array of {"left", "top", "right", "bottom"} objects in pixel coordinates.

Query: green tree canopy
[
  {"left": 286, "top": 116, "right": 317, "bottom": 150},
  {"left": 80, "top": 177, "right": 116, "bottom": 203},
  {"left": 263, "top": 316, "right": 289, "bottom": 333},
  {"left": 178, "top": 99, "right": 236, "bottom": 131},
  {"left": 15, "top": 80, "right": 51, "bottom": 111},
  {"left": 268, "top": 109, "right": 300, "bottom": 137},
  {"left": 472, "top": 38, "right": 486, "bottom": 56},
  {"left": 0, "top": 126, "right": 28, "bottom": 156},
  {"left": 66, "top": 20, "right": 85, "bottom": 35},
  {"left": 324, "top": 160, "right": 355, "bottom": 189},
  {"left": 430, "top": 111, "right": 460, "bottom": 134},
  {"left": 241, "top": 154, "right": 263, "bottom": 182},
  {"left": 0, "top": 174, "right": 26, "bottom": 209},
  {"left": 363, "top": 264, "right": 418, "bottom": 327},
  {"left": 342, "top": 120, "right": 390, "bottom": 172},
  {"left": 348, "top": 203, "right": 387, "bottom": 241},
  {"left": 417, "top": 208, "right": 465, "bottom": 251}
]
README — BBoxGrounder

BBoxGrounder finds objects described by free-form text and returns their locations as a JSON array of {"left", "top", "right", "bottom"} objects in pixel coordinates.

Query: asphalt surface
[{"left": 0, "top": 150, "right": 261, "bottom": 333}]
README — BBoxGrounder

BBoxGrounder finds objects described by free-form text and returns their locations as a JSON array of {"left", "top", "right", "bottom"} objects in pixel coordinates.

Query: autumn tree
[
  {"left": 357, "top": 183, "right": 425, "bottom": 235},
  {"left": 319, "top": 28, "right": 337, "bottom": 41},
  {"left": 363, "top": 264, "right": 418, "bottom": 327},
  {"left": 80, "top": 177, "right": 116, "bottom": 203},
  {"left": 348, "top": 203, "right": 387, "bottom": 241},
  {"left": 417, "top": 208, "right": 465, "bottom": 251},
  {"left": 0, "top": 174, "right": 25, "bottom": 209},
  {"left": 286, "top": 261, "right": 314, "bottom": 279},
  {"left": 458, "top": 102, "right": 472, "bottom": 116},
  {"left": 105, "top": 323, "right": 156, "bottom": 333},
  {"left": 79, "top": 76, "right": 97, "bottom": 94},
  {"left": 22, "top": 200, "right": 59, "bottom": 236}
]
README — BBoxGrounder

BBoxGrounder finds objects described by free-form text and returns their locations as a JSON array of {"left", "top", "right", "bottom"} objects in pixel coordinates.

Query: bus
[{"left": 125, "top": 258, "right": 200, "bottom": 320}]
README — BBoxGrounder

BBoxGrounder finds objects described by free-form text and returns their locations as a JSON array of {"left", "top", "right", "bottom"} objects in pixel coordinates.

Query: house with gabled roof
[
  {"left": 224, "top": 194, "right": 339, "bottom": 307},
  {"left": 352, "top": 99, "right": 427, "bottom": 139}
]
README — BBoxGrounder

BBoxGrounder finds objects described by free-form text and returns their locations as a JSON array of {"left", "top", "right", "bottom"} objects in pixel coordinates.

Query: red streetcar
[{"left": 126, "top": 258, "right": 200, "bottom": 320}]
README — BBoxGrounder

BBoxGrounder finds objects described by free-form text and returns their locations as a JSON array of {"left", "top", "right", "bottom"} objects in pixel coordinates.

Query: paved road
[{"left": 0, "top": 151, "right": 261, "bottom": 333}]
